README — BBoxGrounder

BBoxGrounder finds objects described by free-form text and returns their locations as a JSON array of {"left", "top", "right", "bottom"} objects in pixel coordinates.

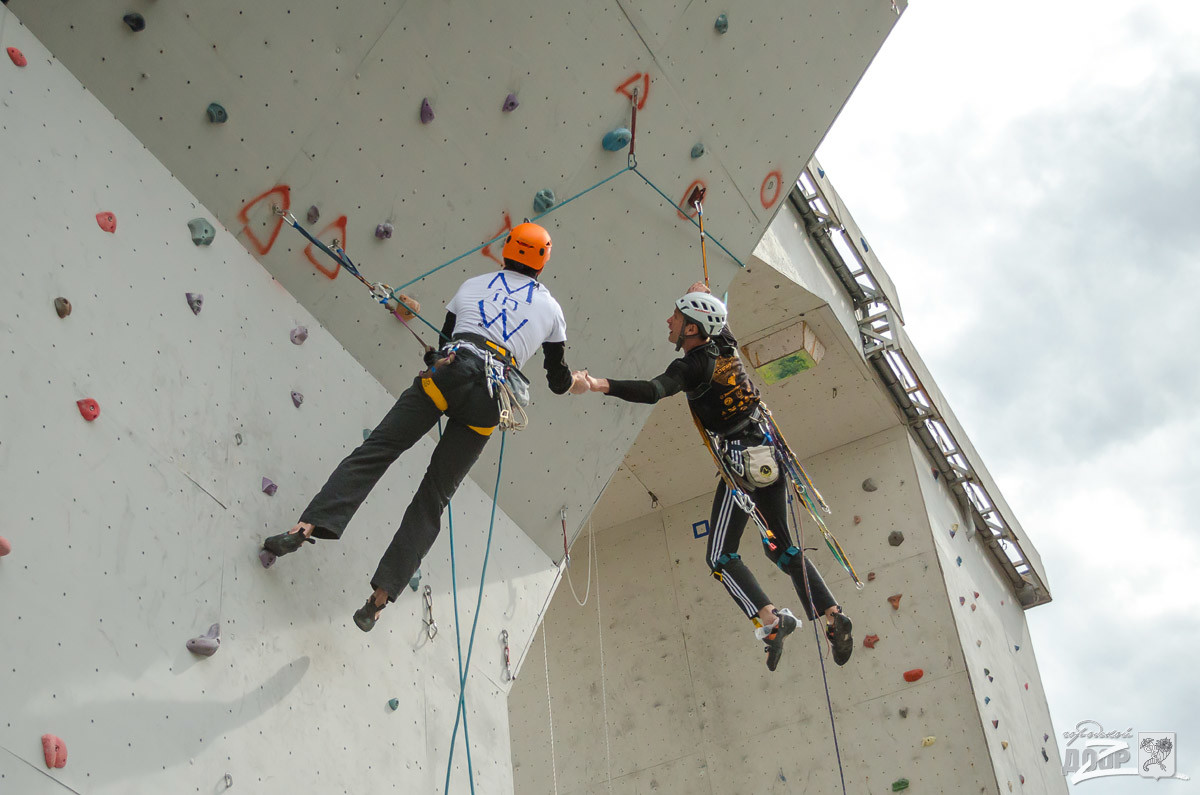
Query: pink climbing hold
[
  {"left": 96, "top": 212, "right": 117, "bottom": 233},
  {"left": 903, "top": 668, "right": 924, "bottom": 683},
  {"left": 1024, "top": 682, "right": 1029, "bottom": 690},
  {"left": 993, "top": 719, "right": 1000, "bottom": 728},
  {"left": 261, "top": 477, "right": 277, "bottom": 496},
  {"left": 7, "top": 47, "right": 27, "bottom": 67},
  {"left": 186, "top": 293, "right": 203, "bottom": 315},
  {"left": 291, "top": 390, "right": 303, "bottom": 408},
  {"left": 290, "top": 326, "right": 308, "bottom": 345},
  {"left": 76, "top": 398, "right": 100, "bottom": 421},
  {"left": 0, "top": 536, "right": 12, "bottom": 557},
  {"left": 186, "top": 623, "right": 221, "bottom": 656},
  {"left": 41, "top": 734, "right": 67, "bottom": 768},
  {"left": 863, "top": 634, "right": 879, "bottom": 649},
  {"left": 419, "top": 98, "right": 434, "bottom": 124}
]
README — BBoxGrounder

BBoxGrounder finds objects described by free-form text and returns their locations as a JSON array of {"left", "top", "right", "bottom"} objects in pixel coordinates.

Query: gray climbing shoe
[
  {"left": 757, "top": 608, "right": 799, "bottom": 672},
  {"left": 826, "top": 610, "right": 854, "bottom": 666}
]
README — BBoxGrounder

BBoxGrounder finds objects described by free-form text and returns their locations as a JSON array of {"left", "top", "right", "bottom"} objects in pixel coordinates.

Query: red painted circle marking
[{"left": 760, "top": 170, "right": 783, "bottom": 209}]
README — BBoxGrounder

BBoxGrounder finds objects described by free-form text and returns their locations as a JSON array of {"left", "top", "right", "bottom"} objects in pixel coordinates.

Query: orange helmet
[{"left": 502, "top": 222, "right": 552, "bottom": 271}]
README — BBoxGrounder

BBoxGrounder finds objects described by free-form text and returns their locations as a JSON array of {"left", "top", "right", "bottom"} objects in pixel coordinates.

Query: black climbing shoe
[
  {"left": 353, "top": 593, "right": 387, "bottom": 632},
  {"left": 759, "top": 608, "right": 798, "bottom": 672},
  {"left": 826, "top": 610, "right": 854, "bottom": 666},
  {"left": 262, "top": 529, "right": 315, "bottom": 558}
]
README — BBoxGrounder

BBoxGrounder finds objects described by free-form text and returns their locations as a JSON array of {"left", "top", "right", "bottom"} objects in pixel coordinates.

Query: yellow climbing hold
[{"left": 922, "top": 736, "right": 936, "bottom": 747}]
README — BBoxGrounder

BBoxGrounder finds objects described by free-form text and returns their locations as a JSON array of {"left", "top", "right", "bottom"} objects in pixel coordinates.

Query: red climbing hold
[
  {"left": 41, "top": 734, "right": 67, "bottom": 768},
  {"left": 993, "top": 719, "right": 1000, "bottom": 728},
  {"left": 1024, "top": 682, "right": 1029, "bottom": 690},
  {"left": 887, "top": 593, "right": 902, "bottom": 610},
  {"left": 863, "top": 634, "right": 879, "bottom": 649},
  {"left": 974, "top": 591, "right": 980, "bottom": 598},
  {"left": 7, "top": 47, "right": 27, "bottom": 67},
  {"left": 0, "top": 536, "right": 12, "bottom": 557},
  {"left": 867, "top": 571, "right": 876, "bottom": 582},
  {"left": 96, "top": 212, "right": 117, "bottom": 233},
  {"left": 903, "top": 669, "right": 924, "bottom": 683},
  {"left": 76, "top": 398, "right": 100, "bottom": 421}
]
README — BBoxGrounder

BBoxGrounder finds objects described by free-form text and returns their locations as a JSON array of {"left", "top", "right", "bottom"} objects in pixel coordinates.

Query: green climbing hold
[
  {"left": 188, "top": 218, "right": 216, "bottom": 246},
  {"left": 388, "top": 698, "right": 399, "bottom": 711},
  {"left": 691, "top": 142, "right": 705, "bottom": 159},
  {"left": 715, "top": 14, "right": 729, "bottom": 34},
  {"left": 533, "top": 189, "right": 556, "bottom": 214},
  {"left": 363, "top": 429, "right": 372, "bottom": 441},
  {"left": 409, "top": 568, "right": 422, "bottom": 591},
  {"left": 892, "top": 779, "right": 910, "bottom": 792},
  {"left": 206, "top": 103, "right": 228, "bottom": 124}
]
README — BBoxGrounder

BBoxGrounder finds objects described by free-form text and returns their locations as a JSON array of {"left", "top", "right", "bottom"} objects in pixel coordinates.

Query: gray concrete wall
[{"left": 0, "top": 20, "right": 556, "bottom": 794}]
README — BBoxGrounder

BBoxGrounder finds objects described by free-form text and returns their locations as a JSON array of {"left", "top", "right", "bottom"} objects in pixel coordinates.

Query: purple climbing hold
[
  {"left": 186, "top": 623, "right": 221, "bottom": 657},
  {"left": 259, "top": 549, "right": 277, "bottom": 568},
  {"left": 1014, "top": 644, "right": 1020, "bottom": 652},
  {"left": 420, "top": 98, "right": 434, "bottom": 124},
  {"left": 375, "top": 222, "right": 394, "bottom": 239},
  {"left": 502, "top": 93, "right": 519, "bottom": 112},
  {"left": 261, "top": 477, "right": 278, "bottom": 496},
  {"left": 186, "top": 293, "right": 203, "bottom": 315},
  {"left": 306, "top": 205, "right": 320, "bottom": 225},
  {"left": 959, "top": 596, "right": 966, "bottom": 605},
  {"left": 291, "top": 390, "right": 303, "bottom": 408},
  {"left": 1044, "top": 733, "right": 1049, "bottom": 742},
  {"left": 290, "top": 326, "right": 308, "bottom": 345}
]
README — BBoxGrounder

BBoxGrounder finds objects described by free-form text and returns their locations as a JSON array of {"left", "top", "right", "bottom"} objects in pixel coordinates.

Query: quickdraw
[
  {"left": 501, "top": 629, "right": 513, "bottom": 682},
  {"left": 422, "top": 584, "right": 438, "bottom": 640}
]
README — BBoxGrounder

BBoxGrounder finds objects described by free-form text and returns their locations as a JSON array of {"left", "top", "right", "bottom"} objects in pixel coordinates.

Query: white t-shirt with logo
[{"left": 446, "top": 270, "right": 567, "bottom": 368}]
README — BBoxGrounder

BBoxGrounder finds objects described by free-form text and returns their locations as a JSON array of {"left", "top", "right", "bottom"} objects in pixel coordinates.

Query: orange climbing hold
[
  {"left": 41, "top": 734, "right": 67, "bottom": 768},
  {"left": 7, "top": 47, "right": 27, "bottom": 67},
  {"left": 96, "top": 212, "right": 117, "bottom": 233},
  {"left": 76, "top": 398, "right": 100, "bottom": 421},
  {"left": 903, "top": 668, "right": 924, "bottom": 683},
  {"left": 887, "top": 593, "right": 902, "bottom": 610},
  {"left": 863, "top": 634, "right": 880, "bottom": 649}
]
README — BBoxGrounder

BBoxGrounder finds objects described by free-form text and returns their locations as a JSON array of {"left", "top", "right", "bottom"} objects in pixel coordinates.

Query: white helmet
[{"left": 676, "top": 292, "right": 727, "bottom": 337}]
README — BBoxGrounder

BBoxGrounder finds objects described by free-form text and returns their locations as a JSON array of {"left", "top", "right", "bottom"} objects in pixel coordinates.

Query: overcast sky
[{"left": 817, "top": 1, "right": 1199, "bottom": 791}]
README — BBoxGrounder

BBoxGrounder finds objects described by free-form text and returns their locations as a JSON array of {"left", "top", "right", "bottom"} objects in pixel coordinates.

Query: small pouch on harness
[
  {"left": 505, "top": 366, "right": 531, "bottom": 408},
  {"left": 722, "top": 438, "right": 779, "bottom": 489}
]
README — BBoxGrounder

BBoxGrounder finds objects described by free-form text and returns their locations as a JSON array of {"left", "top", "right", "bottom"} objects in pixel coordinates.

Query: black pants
[
  {"left": 299, "top": 353, "right": 500, "bottom": 600},
  {"left": 707, "top": 475, "right": 838, "bottom": 622}
]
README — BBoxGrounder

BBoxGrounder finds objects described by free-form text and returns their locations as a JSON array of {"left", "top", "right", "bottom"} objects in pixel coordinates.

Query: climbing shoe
[
  {"left": 756, "top": 608, "right": 798, "bottom": 672},
  {"left": 262, "top": 528, "right": 315, "bottom": 558},
  {"left": 826, "top": 610, "right": 854, "bottom": 666},
  {"left": 353, "top": 593, "right": 387, "bottom": 632}
]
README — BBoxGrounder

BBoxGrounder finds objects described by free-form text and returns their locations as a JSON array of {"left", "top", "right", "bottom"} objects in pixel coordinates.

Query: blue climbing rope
[
  {"left": 786, "top": 488, "right": 848, "bottom": 795},
  {"left": 443, "top": 430, "right": 507, "bottom": 795}
]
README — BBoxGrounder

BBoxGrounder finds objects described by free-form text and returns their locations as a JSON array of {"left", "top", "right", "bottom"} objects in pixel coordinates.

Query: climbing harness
[
  {"left": 422, "top": 585, "right": 438, "bottom": 640},
  {"left": 436, "top": 337, "right": 531, "bottom": 432},
  {"left": 689, "top": 409, "right": 776, "bottom": 549},
  {"left": 501, "top": 629, "right": 513, "bottom": 682}
]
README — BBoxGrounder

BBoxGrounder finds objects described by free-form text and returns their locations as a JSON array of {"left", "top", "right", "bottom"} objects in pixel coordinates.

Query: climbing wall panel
[
  {"left": 0, "top": 19, "right": 556, "bottom": 793},
  {"left": 9, "top": 0, "right": 905, "bottom": 562}
]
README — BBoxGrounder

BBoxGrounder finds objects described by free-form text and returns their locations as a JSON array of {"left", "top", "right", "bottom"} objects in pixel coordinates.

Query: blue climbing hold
[
  {"left": 956, "top": 556, "right": 963, "bottom": 566},
  {"left": 690, "top": 142, "right": 705, "bottom": 159},
  {"left": 362, "top": 428, "right": 372, "bottom": 441},
  {"left": 714, "top": 14, "right": 729, "bottom": 34},
  {"left": 984, "top": 696, "right": 991, "bottom": 704},
  {"left": 123, "top": 13, "right": 146, "bottom": 32},
  {"left": 206, "top": 103, "right": 228, "bottom": 124},
  {"left": 602, "top": 127, "right": 632, "bottom": 152},
  {"left": 409, "top": 568, "right": 422, "bottom": 591},
  {"left": 188, "top": 218, "right": 216, "bottom": 246},
  {"left": 533, "top": 189, "right": 556, "bottom": 214},
  {"left": 861, "top": 236, "right": 870, "bottom": 252}
]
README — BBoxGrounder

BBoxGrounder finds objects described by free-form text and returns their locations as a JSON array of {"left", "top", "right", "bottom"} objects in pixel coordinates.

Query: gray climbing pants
[
  {"left": 299, "top": 352, "right": 500, "bottom": 600},
  {"left": 708, "top": 474, "right": 838, "bottom": 622}
]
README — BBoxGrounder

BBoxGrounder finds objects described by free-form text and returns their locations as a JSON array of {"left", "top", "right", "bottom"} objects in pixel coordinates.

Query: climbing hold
[
  {"left": 932, "top": 467, "right": 940, "bottom": 480},
  {"left": 502, "top": 93, "right": 519, "bottom": 112},
  {"left": 186, "top": 623, "right": 221, "bottom": 657},
  {"left": 409, "top": 568, "right": 422, "bottom": 591},
  {"left": 76, "top": 398, "right": 100, "bottom": 422},
  {"left": 1043, "top": 733, "right": 1049, "bottom": 742},
  {"left": 867, "top": 571, "right": 876, "bottom": 582},
  {"left": 54, "top": 297, "right": 72, "bottom": 318},
  {"left": 291, "top": 391, "right": 303, "bottom": 408},
  {"left": 714, "top": 13, "right": 729, "bottom": 34},
  {"left": 290, "top": 326, "right": 308, "bottom": 345},
  {"left": 261, "top": 477, "right": 278, "bottom": 496},
  {"left": 976, "top": 640, "right": 982, "bottom": 647},
  {"left": 862, "top": 477, "right": 878, "bottom": 492},
  {"left": 258, "top": 549, "right": 276, "bottom": 568},
  {"left": 903, "top": 668, "right": 923, "bottom": 683},
  {"left": 123, "top": 12, "right": 146, "bottom": 32},
  {"left": 888, "top": 530, "right": 904, "bottom": 547},
  {"left": 949, "top": 526, "right": 956, "bottom": 538},
  {"left": 959, "top": 597, "right": 966, "bottom": 606},
  {"left": 922, "top": 736, "right": 936, "bottom": 747},
  {"left": 306, "top": 205, "right": 320, "bottom": 225},
  {"left": 898, "top": 707, "right": 908, "bottom": 718},
  {"left": 601, "top": 127, "right": 632, "bottom": 152},
  {"left": 988, "top": 675, "right": 994, "bottom": 683},
  {"left": 985, "top": 696, "right": 991, "bottom": 704},
  {"left": 891, "top": 778, "right": 909, "bottom": 791},
  {"left": 1020, "top": 775, "right": 1025, "bottom": 785},
  {"left": 7, "top": 47, "right": 28, "bottom": 67},
  {"left": 188, "top": 218, "right": 216, "bottom": 246},
  {"left": 970, "top": 603, "right": 976, "bottom": 612},
  {"left": 852, "top": 515, "right": 861, "bottom": 525},
  {"left": 206, "top": 103, "right": 228, "bottom": 124},
  {"left": 533, "top": 189, "right": 556, "bottom": 214},
  {"left": 887, "top": 594, "right": 902, "bottom": 610},
  {"left": 691, "top": 142, "right": 705, "bottom": 159},
  {"left": 1042, "top": 748, "right": 1049, "bottom": 762},
  {"left": 1014, "top": 644, "right": 1020, "bottom": 652},
  {"left": 186, "top": 293, "right": 203, "bottom": 315},
  {"left": 1025, "top": 682, "right": 1029, "bottom": 690},
  {"left": 224, "top": 773, "right": 233, "bottom": 789},
  {"left": 96, "top": 212, "right": 117, "bottom": 233},
  {"left": 234, "top": 433, "right": 243, "bottom": 446},
  {"left": 863, "top": 634, "right": 879, "bottom": 649},
  {"left": 0, "top": 536, "right": 11, "bottom": 557},
  {"left": 419, "top": 98, "right": 434, "bottom": 124},
  {"left": 973, "top": 591, "right": 979, "bottom": 598},
  {"left": 861, "top": 236, "right": 870, "bottom": 252},
  {"left": 984, "top": 667, "right": 990, "bottom": 676},
  {"left": 362, "top": 428, "right": 372, "bottom": 441},
  {"left": 956, "top": 556, "right": 963, "bottom": 566},
  {"left": 1002, "top": 741, "right": 1009, "bottom": 750},
  {"left": 375, "top": 222, "right": 394, "bottom": 239},
  {"left": 41, "top": 734, "right": 67, "bottom": 769},
  {"left": 388, "top": 697, "right": 400, "bottom": 710}
]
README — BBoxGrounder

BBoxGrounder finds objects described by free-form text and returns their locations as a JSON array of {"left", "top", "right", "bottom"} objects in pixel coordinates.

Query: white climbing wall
[
  {"left": 508, "top": 172, "right": 1066, "bottom": 792},
  {"left": 0, "top": 16, "right": 557, "bottom": 793},
  {"left": 7, "top": 0, "right": 906, "bottom": 562}
]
